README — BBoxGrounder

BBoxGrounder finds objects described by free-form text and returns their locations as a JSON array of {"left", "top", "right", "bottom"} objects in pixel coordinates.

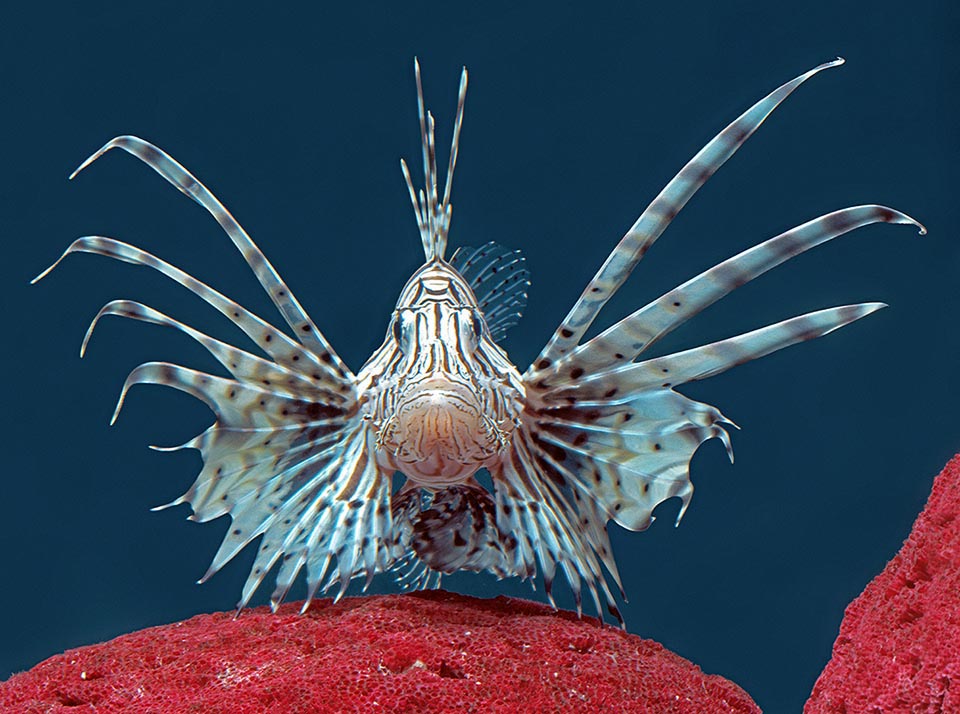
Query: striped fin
[
  {"left": 238, "top": 423, "right": 393, "bottom": 612},
  {"left": 109, "top": 358, "right": 392, "bottom": 611},
  {"left": 543, "top": 303, "right": 885, "bottom": 403},
  {"left": 516, "top": 301, "right": 883, "bottom": 578},
  {"left": 490, "top": 430, "right": 624, "bottom": 625},
  {"left": 389, "top": 486, "right": 443, "bottom": 591},
  {"left": 391, "top": 481, "right": 512, "bottom": 580},
  {"left": 33, "top": 134, "right": 399, "bottom": 615},
  {"left": 166, "top": 422, "right": 344, "bottom": 523},
  {"left": 33, "top": 236, "right": 352, "bottom": 389},
  {"left": 68, "top": 135, "right": 350, "bottom": 377},
  {"left": 401, "top": 59, "right": 468, "bottom": 262},
  {"left": 449, "top": 242, "right": 530, "bottom": 341},
  {"left": 529, "top": 391, "right": 733, "bottom": 531},
  {"left": 545, "top": 206, "right": 924, "bottom": 376},
  {"left": 534, "top": 58, "right": 845, "bottom": 368},
  {"left": 83, "top": 300, "right": 341, "bottom": 400}
]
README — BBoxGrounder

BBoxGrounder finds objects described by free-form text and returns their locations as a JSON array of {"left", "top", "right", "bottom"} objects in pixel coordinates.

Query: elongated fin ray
[
  {"left": 403, "top": 59, "right": 468, "bottom": 261},
  {"left": 111, "top": 361, "right": 347, "bottom": 428},
  {"left": 34, "top": 236, "right": 352, "bottom": 391},
  {"left": 534, "top": 58, "right": 845, "bottom": 368},
  {"left": 490, "top": 430, "right": 624, "bottom": 625},
  {"left": 549, "top": 206, "right": 924, "bottom": 375},
  {"left": 84, "top": 300, "right": 340, "bottom": 400},
  {"left": 449, "top": 242, "right": 530, "bottom": 341},
  {"left": 543, "top": 303, "right": 884, "bottom": 405},
  {"left": 68, "top": 135, "right": 348, "bottom": 375}
]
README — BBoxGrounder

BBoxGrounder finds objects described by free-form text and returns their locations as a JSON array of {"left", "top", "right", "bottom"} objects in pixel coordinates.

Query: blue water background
[{"left": 1, "top": 2, "right": 957, "bottom": 710}]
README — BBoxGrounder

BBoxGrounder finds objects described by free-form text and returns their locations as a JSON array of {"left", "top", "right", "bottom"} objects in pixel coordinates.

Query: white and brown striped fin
[
  {"left": 513, "top": 256, "right": 916, "bottom": 613},
  {"left": 525, "top": 390, "right": 733, "bottom": 533},
  {"left": 489, "top": 429, "right": 625, "bottom": 626},
  {"left": 33, "top": 138, "right": 397, "bottom": 611},
  {"left": 516, "top": 302, "right": 882, "bottom": 552},
  {"left": 508, "top": 61, "right": 925, "bottom": 624},
  {"left": 542, "top": 206, "right": 924, "bottom": 377},
  {"left": 105, "top": 357, "right": 393, "bottom": 611},
  {"left": 449, "top": 242, "right": 530, "bottom": 341},
  {"left": 68, "top": 135, "right": 350, "bottom": 378},
  {"left": 33, "top": 236, "right": 350, "bottom": 387},
  {"left": 83, "top": 300, "right": 337, "bottom": 400},
  {"left": 541, "top": 303, "right": 886, "bottom": 404},
  {"left": 388, "top": 480, "right": 512, "bottom": 584},
  {"left": 533, "top": 58, "right": 846, "bottom": 369},
  {"left": 246, "top": 423, "right": 394, "bottom": 612},
  {"left": 401, "top": 59, "right": 468, "bottom": 262}
]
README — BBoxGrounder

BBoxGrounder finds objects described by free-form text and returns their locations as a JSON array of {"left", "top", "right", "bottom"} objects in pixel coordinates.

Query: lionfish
[{"left": 35, "top": 58, "right": 922, "bottom": 627}]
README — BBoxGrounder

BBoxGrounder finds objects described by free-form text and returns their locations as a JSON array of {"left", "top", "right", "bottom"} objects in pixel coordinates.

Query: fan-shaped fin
[
  {"left": 238, "top": 423, "right": 392, "bottom": 611},
  {"left": 489, "top": 430, "right": 624, "bottom": 625},
  {"left": 449, "top": 242, "right": 530, "bottom": 341},
  {"left": 528, "top": 390, "right": 733, "bottom": 531},
  {"left": 110, "top": 357, "right": 392, "bottom": 612},
  {"left": 535, "top": 58, "right": 845, "bottom": 367}
]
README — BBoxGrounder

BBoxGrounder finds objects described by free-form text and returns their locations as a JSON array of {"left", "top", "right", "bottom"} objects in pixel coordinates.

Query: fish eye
[
  {"left": 391, "top": 312, "right": 404, "bottom": 347},
  {"left": 471, "top": 310, "right": 484, "bottom": 340},
  {"left": 463, "top": 308, "right": 484, "bottom": 346}
]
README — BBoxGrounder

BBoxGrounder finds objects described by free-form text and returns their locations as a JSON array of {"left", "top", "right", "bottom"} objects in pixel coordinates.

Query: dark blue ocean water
[{"left": 2, "top": 2, "right": 956, "bottom": 710}]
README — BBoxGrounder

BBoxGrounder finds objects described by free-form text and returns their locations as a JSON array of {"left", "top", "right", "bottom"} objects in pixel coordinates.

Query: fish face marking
[{"left": 367, "top": 261, "right": 524, "bottom": 487}]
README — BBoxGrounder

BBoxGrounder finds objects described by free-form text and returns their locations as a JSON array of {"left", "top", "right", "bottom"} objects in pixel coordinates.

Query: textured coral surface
[
  {"left": 806, "top": 455, "right": 960, "bottom": 713},
  {"left": 2, "top": 590, "right": 758, "bottom": 713}
]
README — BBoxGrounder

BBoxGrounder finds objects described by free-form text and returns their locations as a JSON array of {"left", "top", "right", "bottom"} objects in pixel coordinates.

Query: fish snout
[{"left": 381, "top": 378, "right": 501, "bottom": 485}]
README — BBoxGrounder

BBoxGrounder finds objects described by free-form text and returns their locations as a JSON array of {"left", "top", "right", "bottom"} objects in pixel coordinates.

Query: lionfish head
[{"left": 374, "top": 261, "right": 520, "bottom": 485}]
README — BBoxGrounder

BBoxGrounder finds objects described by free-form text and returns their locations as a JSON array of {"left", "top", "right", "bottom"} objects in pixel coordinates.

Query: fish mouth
[{"left": 380, "top": 378, "right": 502, "bottom": 485}]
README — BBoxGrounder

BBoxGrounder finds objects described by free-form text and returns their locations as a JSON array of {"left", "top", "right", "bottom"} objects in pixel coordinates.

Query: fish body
[{"left": 35, "top": 58, "right": 923, "bottom": 625}]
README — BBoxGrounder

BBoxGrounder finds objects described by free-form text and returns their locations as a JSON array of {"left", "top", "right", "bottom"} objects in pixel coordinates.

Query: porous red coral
[
  {"left": 806, "top": 455, "right": 960, "bottom": 713},
  {"left": 1, "top": 590, "right": 758, "bottom": 713}
]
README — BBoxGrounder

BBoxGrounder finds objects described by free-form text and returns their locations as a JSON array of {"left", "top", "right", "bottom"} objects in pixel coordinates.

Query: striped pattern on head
[
  {"left": 361, "top": 261, "right": 524, "bottom": 487},
  {"left": 400, "top": 58, "right": 468, "bottom": 262}
]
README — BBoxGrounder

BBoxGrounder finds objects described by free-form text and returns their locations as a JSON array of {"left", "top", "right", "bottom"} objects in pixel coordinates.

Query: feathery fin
[{"left": 449, "top": 242, "right": 530, "bottom": 341}]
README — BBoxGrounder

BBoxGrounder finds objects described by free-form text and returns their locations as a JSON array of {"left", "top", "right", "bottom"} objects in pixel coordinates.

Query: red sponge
[
  {"left": 2, "top": 590, "right": 758, "bottom": 713},
  {"left": 806, "top": 455, "right": 960, "bottom": 712}
]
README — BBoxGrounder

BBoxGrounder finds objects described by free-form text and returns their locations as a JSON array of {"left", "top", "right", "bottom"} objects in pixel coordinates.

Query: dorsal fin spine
[{"left": 402, "top": 59, "right": 468, "bottom": 262}]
